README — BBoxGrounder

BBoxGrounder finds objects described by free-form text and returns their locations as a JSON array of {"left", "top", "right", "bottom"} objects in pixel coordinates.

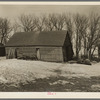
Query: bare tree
[
  {"left": 51, "top": 13, "right": 65, "bottom": 31},
  {"left": 76, "top": 14, "right": 88, "bottom": 57},
  {"left": 13, "top": 21, "right": 21, "bottom": 33},
  {"left": 73, "top": 12, "right": 100, "bottom": 60},
  {"left": 74, "top": 13, "right": 88, "bottom": 59},
  {"left": 18, "top": 14, "right": 36, "bottom": 32},
  {"left": 65, "top": 13, "right": 73, "bottom": 41},
  {"left": 35, "top": 14, "right": 46, "bottom": 32},
  {"left": 44, "top": 14, "right": 55, "bottom": 31},
  {"left": 86, "top": 12, "right": 100, "bottom": 59},
  {"left": 81, "top": 16, "right": 89, "bottom": 57},
  {"left": 0, "top": 18, "right": 12, "bottom": 45}
]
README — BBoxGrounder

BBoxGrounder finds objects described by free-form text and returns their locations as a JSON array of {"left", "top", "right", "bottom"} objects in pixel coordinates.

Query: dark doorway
[
  {"left": 66, "top": 46, "right": 73, "bottom": 61},
  {"left": 36, "top": 48, "right": 41, "bottom": 60},
  {"left": 15, "top": 49, "right": 18, "bottom": 58}
]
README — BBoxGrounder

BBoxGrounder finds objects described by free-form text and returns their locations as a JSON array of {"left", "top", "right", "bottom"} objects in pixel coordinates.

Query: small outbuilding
[
  {"left": 0, "top": 43, "right": 5, "bottom": 56},
  {"left": 5, "top": 31, "right": 74, "bottom": 62}
]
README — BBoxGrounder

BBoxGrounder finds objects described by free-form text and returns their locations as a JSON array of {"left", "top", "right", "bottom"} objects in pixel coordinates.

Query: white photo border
[{"left": 0, "top": 1, "right": 100, "bottom": 99}]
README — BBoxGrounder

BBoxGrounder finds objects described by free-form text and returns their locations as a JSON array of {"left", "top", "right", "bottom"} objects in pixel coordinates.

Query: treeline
[{"left": 0, "top": 12, "right": 100, "bottom": 60}]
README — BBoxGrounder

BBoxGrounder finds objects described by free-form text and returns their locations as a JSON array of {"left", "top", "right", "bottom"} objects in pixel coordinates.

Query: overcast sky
[{"left": 0, "top": 5, "right": 100, "bottom": 22}]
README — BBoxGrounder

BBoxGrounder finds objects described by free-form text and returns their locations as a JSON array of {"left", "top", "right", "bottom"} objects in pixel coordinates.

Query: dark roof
[{"left": 6, "top": 30, "right": 68, "bottom": 47}]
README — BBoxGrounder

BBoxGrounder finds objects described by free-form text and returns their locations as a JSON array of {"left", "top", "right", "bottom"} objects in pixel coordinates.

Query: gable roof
[{"left": 6, "top": 30, "right": 68, "bottom": 47}]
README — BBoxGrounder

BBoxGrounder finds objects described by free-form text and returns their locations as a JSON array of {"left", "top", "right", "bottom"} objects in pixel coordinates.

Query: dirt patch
[{"left": 0, "top": 76, "right": 100, "bottom": 92}]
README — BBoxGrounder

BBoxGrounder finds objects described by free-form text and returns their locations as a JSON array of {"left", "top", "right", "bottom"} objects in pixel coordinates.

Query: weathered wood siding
[
  {"left": 6, "top": 47, "right": 16, "bottom": 59},
  {"left": 40, "top": 47, "right": 63, "bottom": 62},
  {"left": 6, "top": 46, "right": 63, "bottom": 62},
  {"left": 62, "top": 46, "right": 73, "bottom": 61}
]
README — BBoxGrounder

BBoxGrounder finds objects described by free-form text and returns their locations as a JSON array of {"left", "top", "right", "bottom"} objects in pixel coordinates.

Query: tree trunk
[
  {"left": 76, "top": 31, "right": 79, "bottom": 59},
  {"left": 84, "top": 39, "right": 86, "bottom": 55},
  {"left": 88, "top": 49, "right": 92, "bottom": 60},
  {"left": 98, "top": 46, "right": 100, "bottom": 58},
  {"left": 84, "top": 39, "right": 88, "bottom": 58},
  {"left": 76, "top": 45, "right": 79, "bottom": 59},
  {"left": 76, "top": 51, "right": 79, "bottom": 59}
]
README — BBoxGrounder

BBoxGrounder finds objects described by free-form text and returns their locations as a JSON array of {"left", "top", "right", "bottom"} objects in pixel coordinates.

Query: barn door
[
  {"left": 8, "top": 48, "right": 16, "bottom": 59},
  {"left": 15, "top": 49, "right": 17, "bottom": 58},
  {"left": 36, "top": 48, "right": 41, "bottom": 60}
]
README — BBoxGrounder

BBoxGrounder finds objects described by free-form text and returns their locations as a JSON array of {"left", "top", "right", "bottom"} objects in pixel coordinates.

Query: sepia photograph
[{"left": 0, "top": 2, "right": 100, "bottom": 93}]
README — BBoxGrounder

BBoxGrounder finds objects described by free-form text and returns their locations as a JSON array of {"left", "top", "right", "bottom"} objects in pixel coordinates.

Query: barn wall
[
  {"left": 5, "top": 47, "right": 16, "bottom": 59},
  {"left": 62, "top": 33, "right": 74, "bottom": 61},
  {"left": 40, "top": 47, "right": 63, "bottom": 62},
  {"left": 5, "top": 46, "right": 63, "bottom": 62},
  {"left": 62, "top": 46, "right": 73, "bottom": 61}
]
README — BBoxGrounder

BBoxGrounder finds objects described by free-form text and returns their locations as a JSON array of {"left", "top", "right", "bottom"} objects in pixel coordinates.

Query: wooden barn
[
  {"left": 0, "top": 43, "right": 5, "bottom": 56},
  {"left": 5, "top": 31, "right": 74, "bottom": 62}
]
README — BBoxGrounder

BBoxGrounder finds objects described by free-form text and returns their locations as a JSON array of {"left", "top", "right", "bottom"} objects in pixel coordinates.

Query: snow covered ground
[{"left": 0, "top": 57, "right": 100, "bottom": 84}]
